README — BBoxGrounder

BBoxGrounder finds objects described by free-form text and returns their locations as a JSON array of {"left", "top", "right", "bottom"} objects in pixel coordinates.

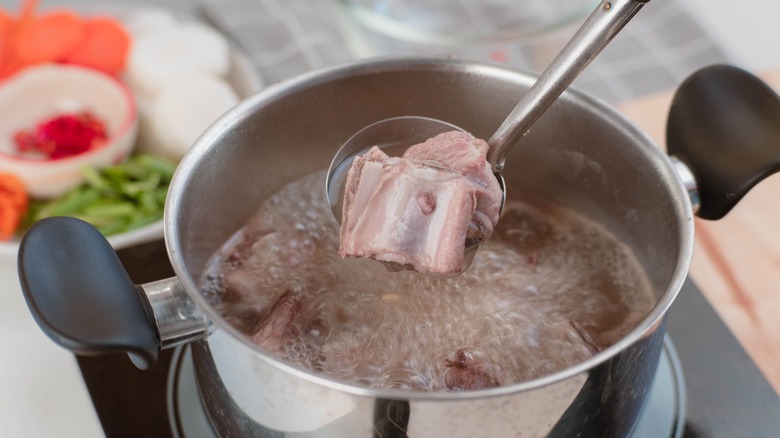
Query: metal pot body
[{"left": 164, "top": 58, "right": 693, "bottom": 437}]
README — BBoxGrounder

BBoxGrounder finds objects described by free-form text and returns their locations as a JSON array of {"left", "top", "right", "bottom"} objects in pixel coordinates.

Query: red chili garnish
[{"left": 13, "top": 111, "right": 108, "bottom": 159}]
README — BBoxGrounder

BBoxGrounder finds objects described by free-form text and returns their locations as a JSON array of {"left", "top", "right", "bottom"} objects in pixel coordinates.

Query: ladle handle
[
  {"left": 667, "top": 64, "right": 780, "bottom": 219},
  {"left": 488, "top": 0, "right": 651, "bottom": 172},
  {"left": 18, "top": 217, "right": 207, "bottom": 370}
]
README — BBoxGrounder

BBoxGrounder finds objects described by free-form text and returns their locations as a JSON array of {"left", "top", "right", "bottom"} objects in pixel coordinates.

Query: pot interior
[{"left": 167, "top": 58, "right": 692, "bottom": 374}]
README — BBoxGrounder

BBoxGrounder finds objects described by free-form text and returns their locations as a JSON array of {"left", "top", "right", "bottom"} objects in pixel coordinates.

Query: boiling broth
[{"left": 200, "top": 171, "right": 655, "bottom": 391}]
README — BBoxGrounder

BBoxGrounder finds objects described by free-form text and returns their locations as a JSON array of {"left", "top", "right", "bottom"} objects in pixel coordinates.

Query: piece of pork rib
[
  {"left": 339, "top": 131, "right": 502, "bottom": 273},
  {"left": 405, "top": 131, "right": 503, "bottom": 240},
  {"left": 443, "top": 349, "right": 502, "bottom": 391},
  {"left": 251, "top": 292, "right": 302, "bottom": 351}
]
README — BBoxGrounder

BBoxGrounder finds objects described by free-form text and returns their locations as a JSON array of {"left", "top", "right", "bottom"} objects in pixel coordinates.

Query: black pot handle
[
  {"left": 667, "top": 64, "right": 780, "bottom": 220},
  {"left": 18, "top": 217, "right": 159, "bottom": 369}
]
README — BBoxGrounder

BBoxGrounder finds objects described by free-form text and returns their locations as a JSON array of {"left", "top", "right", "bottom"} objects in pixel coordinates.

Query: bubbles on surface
[{"left": 202, "top": 171, "right": 655, "bottom": 391}]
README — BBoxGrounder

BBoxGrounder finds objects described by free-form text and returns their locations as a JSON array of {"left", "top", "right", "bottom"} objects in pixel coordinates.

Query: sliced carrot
[
  {"left": 1, "top": 2, "right": 134, "bottom": 78},
  {"left": 0, "top": 9, "right": 14, "bottom": 36},
  {"left": 12, "top": 9, "right": 85, "bottom": 64},
  {"left": 0, "top": 198, "right": 21, "bottom": 240},
  {"left": 61, "top": 17, "right": 130, "bottom": 75},
  {"left": 0, "top": 53, "right": 36, "bottom": 79},
  {"left": 0, "top": 9, "right": 14, "bottom": 73},
  {"left": 0, "top": 45, "right": 36, "bottom": 80},
  {"left": 0, "top": 172, "right": 29, "bottom": 216},
  {"left": 0, "top": 45, "right": 9, "bottom": 79},
  {"left": 18, "top": 0, "right": 39, "bottom": 21},
  {"left": 0, "top": 46, "right": 31, "bottom": 80},
  {"left": 1, "top": 1, "right": 50, "bottom": 78}
]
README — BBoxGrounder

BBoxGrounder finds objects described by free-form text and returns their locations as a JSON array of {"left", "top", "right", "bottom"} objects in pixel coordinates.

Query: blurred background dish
[
  {"left": 337, "top": 0, "right": 598, "bottom": 70},
  {"left": 0, "top": 3, "right": 262, "bottom": 263},
  {"left": 0, "top": 45, "right": 259, "bottom": 264},
  {"left": 0, "top": 4, "right": 263, "bottom": 338},
  {"left": 0, "top": 4, "right": 262, "bottom": 436}
]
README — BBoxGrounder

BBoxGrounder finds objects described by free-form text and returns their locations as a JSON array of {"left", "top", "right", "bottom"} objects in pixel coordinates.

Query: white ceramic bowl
[
  {"left": 339, "top": 0, "right": 597, "bottom": 45},
  {"left": 0, "top": 64, "right": 139, "bottom": 199},
  {"left": 0, "top": 52, "right": 261, "bottom": 263},
  {"left": 338, "top": 0, "right": 597, "bottom": 70}
]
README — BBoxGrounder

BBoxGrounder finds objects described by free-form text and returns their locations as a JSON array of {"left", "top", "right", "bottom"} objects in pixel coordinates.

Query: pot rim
[{"left": 165, "top": 57, "right": 695, "bottom": 400}]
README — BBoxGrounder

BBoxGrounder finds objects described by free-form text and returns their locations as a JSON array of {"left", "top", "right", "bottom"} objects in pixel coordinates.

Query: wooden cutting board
[{"left": 616, "top": 71, "right": 780, "bottom": 394}]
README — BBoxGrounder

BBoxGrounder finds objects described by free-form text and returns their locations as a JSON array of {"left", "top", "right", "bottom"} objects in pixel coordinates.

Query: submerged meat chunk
[
  {"left": 339, "top": 131, "right": 502, "bottom": 273},
  {"left": 205, "top": 171, "right": 657, "bottom": 391},
  {"left": 443, "top": 349, "right": 502, "bottom": 391},
  {"left": 252, "top": 292, "right": 302, "bottom": 351}
]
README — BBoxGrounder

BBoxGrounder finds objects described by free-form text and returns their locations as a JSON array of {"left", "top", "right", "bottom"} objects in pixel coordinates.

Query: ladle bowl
[
  {"left": 325, "top": 116, "right": 507, "bottom": 273},
  {"left": 326, "top": 116, "right": 471, "bottom": 223}
]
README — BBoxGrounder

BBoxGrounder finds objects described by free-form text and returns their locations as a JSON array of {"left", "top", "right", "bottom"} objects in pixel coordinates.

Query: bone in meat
[
  {"left": 443, "top": 349, "right": 502, "bottom": 391},
  {"left": 339, "top": 131, "right": 502, "bottom": 273},
  {"left": 251, "top": 292, "right": 302, "bottom": 351}
]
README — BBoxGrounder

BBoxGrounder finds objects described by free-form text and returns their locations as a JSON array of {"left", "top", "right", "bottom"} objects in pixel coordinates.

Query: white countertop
[
  {"left": 1, "top": 1, "right": 779, "bottom": 437},
  {"left": 0, "top": 262, "right": 101, "bottom": 437}
]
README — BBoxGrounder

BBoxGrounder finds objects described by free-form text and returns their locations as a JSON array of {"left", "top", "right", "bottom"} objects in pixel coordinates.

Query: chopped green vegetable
[
  {"left": 82, "top": 166, "right": 110, "bottom": 192},
  {"left": 22, "top": 153, "right": 177, "bottom": 237}
]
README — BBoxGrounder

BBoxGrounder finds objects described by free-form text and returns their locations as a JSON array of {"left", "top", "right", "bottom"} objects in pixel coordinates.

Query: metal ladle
[{"left": 326, "top": 0, "right": 651, "bottom": 270}]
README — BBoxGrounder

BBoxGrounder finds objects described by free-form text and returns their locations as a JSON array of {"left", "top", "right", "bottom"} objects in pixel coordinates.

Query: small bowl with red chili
[{"left": 0, "top": 64, "right": 139, "bottom": 199}]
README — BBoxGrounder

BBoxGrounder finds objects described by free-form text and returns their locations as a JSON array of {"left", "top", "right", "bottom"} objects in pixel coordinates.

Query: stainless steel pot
[{"left": 18, "top": 59, "right": 780, "bottom": 437}]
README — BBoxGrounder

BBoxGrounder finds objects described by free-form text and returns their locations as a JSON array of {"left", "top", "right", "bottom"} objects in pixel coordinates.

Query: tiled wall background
[{"left": 201, "top": 0, "right": 728, "bottom": 103}]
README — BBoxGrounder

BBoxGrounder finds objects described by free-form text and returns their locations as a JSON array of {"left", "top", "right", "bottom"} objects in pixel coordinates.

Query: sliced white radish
[
  {"left": 146, "top": 74, "right": 239, "bottom": 160},
  {"left": 127, "top": 22, "right": 231, "bottom": 96},
  {"left": 133, "top": 92, "right": 159, "bottom": 154}
]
